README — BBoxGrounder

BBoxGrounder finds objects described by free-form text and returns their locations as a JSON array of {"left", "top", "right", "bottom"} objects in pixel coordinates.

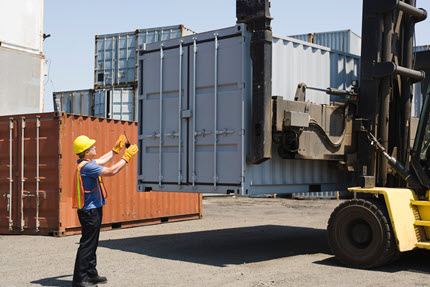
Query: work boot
[
  {"left": 72, "top": 281, "right": 98, "bottom": 287},
  {"left": 88, "top": 275, "right": 107, "bottom": 284}
]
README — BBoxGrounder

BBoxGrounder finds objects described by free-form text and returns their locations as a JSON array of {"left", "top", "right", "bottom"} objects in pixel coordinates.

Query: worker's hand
[
  {"left": 122, "top": 144, "right": 139, "bottom": 163},
  {"left": 112, "top": 135, "right": 127, "bottom": 154}
]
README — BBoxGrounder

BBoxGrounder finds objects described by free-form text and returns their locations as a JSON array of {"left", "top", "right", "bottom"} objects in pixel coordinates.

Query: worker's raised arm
[
  {"left": 95, "top": 135, "right": 127, "bottom": 166},
  {"left": 99, "top": 144, "right": 139, "bottom": 177}
]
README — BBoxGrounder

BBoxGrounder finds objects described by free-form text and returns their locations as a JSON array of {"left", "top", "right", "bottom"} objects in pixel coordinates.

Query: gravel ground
[{"left": 1, "top": 196, "right": 429, "bottom": 287}]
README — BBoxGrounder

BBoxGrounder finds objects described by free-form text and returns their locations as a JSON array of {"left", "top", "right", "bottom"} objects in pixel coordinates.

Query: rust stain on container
[{"left": 0, "top": 112, "right": 202, "bottom": 236}]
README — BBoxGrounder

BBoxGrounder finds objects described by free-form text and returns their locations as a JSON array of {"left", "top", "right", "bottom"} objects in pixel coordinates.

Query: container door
[
  {"left": 138, "top": 43, "right": 189, "bottom": 185},
  {"left": 0, "top": 119, "right": 17, "bottom": 231},
  {"left": 0, "top": 117, "right": 57, "bottom": 233},
  {"left": 94, "top": 90, "right": 107, "bottom": 118},
  {"left": 188, "top": 36, "right": 243, "bottom": 186},
  {"left": 111, "top": 89, "right": 135, "bottom": 121},
  {"left": 117, "top": 34, "right": 136, "bottom": 85}
]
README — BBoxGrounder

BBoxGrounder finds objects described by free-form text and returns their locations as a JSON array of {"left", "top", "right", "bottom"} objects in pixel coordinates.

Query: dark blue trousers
[{"left": 73, "top": 207, "right": 103, "bottom": 283}]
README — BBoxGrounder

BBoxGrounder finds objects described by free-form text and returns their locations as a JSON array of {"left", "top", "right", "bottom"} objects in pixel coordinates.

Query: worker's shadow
[
  {"left": 30, "top": 275, "right": 71, "bottom": 287},
  {"left": 99, "top": 225, "right": 330, "bottom": 267}
]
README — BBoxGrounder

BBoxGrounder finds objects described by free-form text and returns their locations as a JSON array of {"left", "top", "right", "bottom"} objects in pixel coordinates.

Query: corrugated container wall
[
  {"left": 414, "top": 45, "right": 430, "bottom": 53},
  {"left": 53, "top": 89, "right": 94, "bottom": 116},
  {"left": 136, "top": 25, "right": 358, "bottom": 196},
  {"left": 289, "top": 30, "right": 361, "bottom": 56},
  {"left": 0, "top": 112, "right": 202, "bottom": 236},
  {"left": 94, "top": 25, "right": 195, "bottom": 89},
  {"left": 53, "top": 88, "right": 137, "bottom": 121}
]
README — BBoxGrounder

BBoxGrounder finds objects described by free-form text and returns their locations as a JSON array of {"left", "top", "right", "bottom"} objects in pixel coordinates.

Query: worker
[{"left": 72, "top": 135, "right": 138, "bottom": 287}]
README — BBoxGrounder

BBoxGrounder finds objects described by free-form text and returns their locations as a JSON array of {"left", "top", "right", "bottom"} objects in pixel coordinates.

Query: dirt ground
[{"left": 1, "top": 196, "right": 430, "bottom": 287}]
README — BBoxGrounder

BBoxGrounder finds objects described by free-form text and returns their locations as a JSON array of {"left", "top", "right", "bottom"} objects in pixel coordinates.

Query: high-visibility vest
[{"left": 72, "top": 160, "right": 107, "bottom": 209}]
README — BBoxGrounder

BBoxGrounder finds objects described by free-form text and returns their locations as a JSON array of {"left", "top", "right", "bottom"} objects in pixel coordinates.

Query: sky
[{"left": 43, "top": 0, "right": 430, "bottom": 112}]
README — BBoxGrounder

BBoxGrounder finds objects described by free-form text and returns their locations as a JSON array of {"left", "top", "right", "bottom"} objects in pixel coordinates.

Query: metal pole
[
  {"left": 103, "top": 37, "right": 106, "bottom": 87},
  {"left": 400, "top": 0, "right": 415, "bottom": 171},
  {"left": 240, "top": 27, "right": 246, "bottom": 196},
  {"left": 178, "top": 41, "right": 183, "bottom": 186},
  {"left": 159, "top": 44, "right": 164, "bottom": 186},
  {"left": 117, "top": 35, "right": 120, "bottom": 86},
  {"left": 111, "top": 36, "right": 115, "bottom": 87},
  {"left": 8, "top": 119, "right": 13, "bottom": 231},
  {"left": 36, "top": 117, "right": 40, "bottom": 232},
  {"left": 20, "top": 118, "right": 25, "bottom": 231},
  {"left": 378, "top": 12, "right": 394, "bottom": 186},
  {"left": 192, "top": 38, "right": 197, "bottom": 188},
  {"left": 120, "top": 89, "right": 123, "bottom": 120},
  {"left": 213, "top": 34, "right": 219, "bottom": 189}
]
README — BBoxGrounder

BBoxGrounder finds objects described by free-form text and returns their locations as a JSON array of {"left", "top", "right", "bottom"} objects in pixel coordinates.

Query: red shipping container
[{"left": 0, "top": 112, "right": 202, "bottom": 236}]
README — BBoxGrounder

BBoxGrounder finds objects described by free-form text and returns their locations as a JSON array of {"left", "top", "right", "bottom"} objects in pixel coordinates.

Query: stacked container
[
  {"left": 53, "top": 25, "right": 196, "bottom": 121},
  {"left": 0, "top": 112, "right": 202, "bottom": 236},
  {"left": 289, "top": 30, "right": 362, "bottom": 56},
  {"left": 0, "top": 0, "right": 45, "bottom": 116}
]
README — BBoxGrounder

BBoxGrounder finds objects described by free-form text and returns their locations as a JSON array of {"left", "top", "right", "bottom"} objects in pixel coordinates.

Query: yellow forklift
[{"left": 327, "top": 0, "right": 430, "bottom": 268}]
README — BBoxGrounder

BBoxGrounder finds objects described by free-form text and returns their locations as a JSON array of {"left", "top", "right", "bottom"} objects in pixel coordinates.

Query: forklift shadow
[
  {"left": 314, "top": 249, "right": 430, "bottom": 273},
  {"left": 99, "top": 225, "right": 330, "bottom": 267}
]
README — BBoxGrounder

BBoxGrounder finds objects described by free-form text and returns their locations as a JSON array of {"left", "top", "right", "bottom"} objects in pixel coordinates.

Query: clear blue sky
[{"left": 43, "top": 0, "right": 430, "bottom": 111}]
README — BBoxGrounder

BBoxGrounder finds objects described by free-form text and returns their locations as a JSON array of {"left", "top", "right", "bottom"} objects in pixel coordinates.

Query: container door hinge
[{"left": 58, "top": 154, "right": 62, "bottom": 159}]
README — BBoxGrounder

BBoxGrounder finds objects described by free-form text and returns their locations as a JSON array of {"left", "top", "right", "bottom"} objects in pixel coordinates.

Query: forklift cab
[{"left": 411, "top": 93, "right": 430, "bottom": 196}]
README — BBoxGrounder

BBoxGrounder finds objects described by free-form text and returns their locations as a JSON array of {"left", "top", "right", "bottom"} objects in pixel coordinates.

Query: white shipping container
[
  {"left": 136, "top": 25, "right": 359, "bottom": 195},
  {"left": 0, "top": 0, "right": 44, "bottom": 54},
  {"left": 0, "top": 46, "right": 45, "bottom": 116},
  {"left": 94, "top": 25, "right": 195, "bottom": 88}
]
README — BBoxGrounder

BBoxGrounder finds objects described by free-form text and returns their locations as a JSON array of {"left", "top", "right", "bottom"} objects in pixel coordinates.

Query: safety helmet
[{"left": 73, "top": 135, "right": 96, "bottom": 154}]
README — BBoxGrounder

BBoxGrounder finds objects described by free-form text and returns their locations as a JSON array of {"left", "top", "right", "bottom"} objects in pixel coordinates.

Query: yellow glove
[
  {"left": 112, "top": 135, "right": 127, "bottom": 154},
  {"left": 122, "top": 144, "right": 139, "bottom": 163}
]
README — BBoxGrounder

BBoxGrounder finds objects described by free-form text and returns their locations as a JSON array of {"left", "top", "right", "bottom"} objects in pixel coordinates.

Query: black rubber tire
[{"left": 327, "top": 199, "right": 399, "bottom": 269}]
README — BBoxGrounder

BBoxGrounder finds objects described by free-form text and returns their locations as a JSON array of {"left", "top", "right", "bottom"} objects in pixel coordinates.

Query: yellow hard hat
[{"left": 73, "top": 135, "right": 96, "bottom": 154}]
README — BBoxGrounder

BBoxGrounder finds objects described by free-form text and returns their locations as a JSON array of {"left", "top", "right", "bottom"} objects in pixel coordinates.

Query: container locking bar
[
  {"left": 159, "top": 44, "right": 164, "bottom": 186},
  {"left": 36, "top": 117, "right": 40, "bottom": 232},
  {"left": 20, "top": 118, "right": 25, "bottom": 231},
  {"left": 8, "top": 119, "right": 13, "bottom": 230},
  {"left": 214, "top": 34, "right": 219, "bottom": 189},
  {"left": 178, "top": 41, "right": 183, "bottom": 186},
  {"left": 192, "top": 38, "right": 198, "bottom": 188}
]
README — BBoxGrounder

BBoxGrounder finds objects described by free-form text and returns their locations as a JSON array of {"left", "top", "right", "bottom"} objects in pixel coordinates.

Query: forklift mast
[{"left": 358, "top": 0, "right": 426, "bottom": 188}]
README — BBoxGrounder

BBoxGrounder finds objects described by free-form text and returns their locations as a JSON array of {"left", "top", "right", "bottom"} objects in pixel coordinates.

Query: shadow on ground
[
  {"left": 99, "top": 225, "right": 329, "bottom": 267},
  {"left": 31, "top": 275, "right": 71, "bottom": 287},
  {"left": 315, "top": 249, "right": 430, "bottom": 274}
]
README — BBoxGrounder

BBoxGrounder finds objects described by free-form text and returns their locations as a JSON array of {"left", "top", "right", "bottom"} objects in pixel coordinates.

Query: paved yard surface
[{"left": 1, "top": 196, "right": 429, "bottom": 287}]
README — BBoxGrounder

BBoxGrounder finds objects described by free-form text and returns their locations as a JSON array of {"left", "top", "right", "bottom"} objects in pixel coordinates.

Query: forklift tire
[{"left": 327, "top": 199, "right": 399, "bottom": 268}]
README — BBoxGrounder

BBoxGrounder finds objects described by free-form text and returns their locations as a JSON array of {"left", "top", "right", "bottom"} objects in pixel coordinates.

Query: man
[{"left": 72, "top": 134, "right": 138, "bottom": 287}]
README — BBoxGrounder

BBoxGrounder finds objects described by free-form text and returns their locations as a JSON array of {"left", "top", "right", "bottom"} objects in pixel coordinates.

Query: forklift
[
  {"left": 236, "top": 0, "right": 429, "bottom": 268},
  {"left": 325, "top": 0, "right": 430, "bottom": 268}
]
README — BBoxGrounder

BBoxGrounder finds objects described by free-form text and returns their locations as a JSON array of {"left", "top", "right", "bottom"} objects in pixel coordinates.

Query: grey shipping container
[
  {"left": 414, "top": 45, "right": 430, "bottom": 53},
  {"left": 289, "top": 30, "right": 361, "bottom": 56},
  {"left": 0, "top": 46, "right": 45, "bottom": 116},
  {"left": 53, "top": 87, "right": 137, "bottom": 121},
  {"left": 136, "top": 25, "right": 359, "bottom": 196},
  {"left": 94, "top": 25, "right": 196, "bottom": 89},
  {"left": 94, "top": 87, "right": 136, "bottom": 121},
  {"left": 53, "top": 89, "right": 94, "bottom": 116}
]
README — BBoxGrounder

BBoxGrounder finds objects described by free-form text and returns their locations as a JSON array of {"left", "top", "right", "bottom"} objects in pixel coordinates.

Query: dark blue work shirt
[{"left": 77, "top": 159, "right": 105, "bottom": 210}]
